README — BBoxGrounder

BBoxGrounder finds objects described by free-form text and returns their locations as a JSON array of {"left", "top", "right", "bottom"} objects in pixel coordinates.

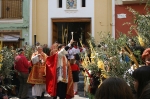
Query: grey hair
[{"left": 36, "top": 45, "right": 43, "bottom": 49}]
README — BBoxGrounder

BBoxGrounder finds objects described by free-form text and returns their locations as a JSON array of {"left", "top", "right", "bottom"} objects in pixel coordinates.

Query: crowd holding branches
[
  {"left": 80, "top": 1, "right": 150, "bottom": 99},
  {"left": 0, "top": 1, "right": 150, "bottom": 99}
]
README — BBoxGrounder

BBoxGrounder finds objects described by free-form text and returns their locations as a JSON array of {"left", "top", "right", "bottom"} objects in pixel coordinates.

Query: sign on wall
[
  {"left": 117, "top": 14, "right": 126, "bottom": 18},
  {"left": 66, "top": 0, "right": 77, "bottom": 9}
]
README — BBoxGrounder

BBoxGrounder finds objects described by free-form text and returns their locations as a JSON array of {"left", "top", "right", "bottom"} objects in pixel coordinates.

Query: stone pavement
[
  {"left": 10, "top": 87, "right": 89, "bottom": 99},
  {"left": 10, "top": 72, "right": 88, "bottom": 99}
]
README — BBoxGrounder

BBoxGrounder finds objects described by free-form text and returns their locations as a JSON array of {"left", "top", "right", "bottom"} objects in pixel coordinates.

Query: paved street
[
  {"left": 10, "top": 87, "right": 89, "bottom": 99},
  {"left": 10, "top": 71, "right": 88, "bottom": 99}
]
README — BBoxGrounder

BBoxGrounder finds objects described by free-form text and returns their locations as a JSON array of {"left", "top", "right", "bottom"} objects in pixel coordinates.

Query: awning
[{"left": 0, "top": 34, "right": 20, "bottom": 42}]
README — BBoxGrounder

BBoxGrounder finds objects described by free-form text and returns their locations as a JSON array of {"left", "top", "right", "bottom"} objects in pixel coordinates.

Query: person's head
[
  {"left": 82, "top": 44, "right": 86, "bottom": 48},
  {"left": 95, "top": 77, "right": 133, "bottom": 99},
  {"left": 58, "top": 44, "right": 65, "bottom": 51},
  {"left": 43, "top": 44, "right": 48, "bottom": 48},
  {"left": 17, "top": 48, "right": 24, "bottom": 55},
  {"left": 142, "top": 48, "right": 150, "bottom": 65},
  {"left": 73, "top": 41, "right": 77, "bottom": 47},
  {"left": 53, "top": 41, "right": 58, "bottom": 47},
  {"left": 128, "top": 38, "right": 136, "bottom": 46},
  {"left": 70, "top": 59, "right": 76, "bottom": 65},
  {"left": 54, "top": 41, "right": 58, "bottom": 44},
  {"left": 36, "top": 42, "right": 40, "bottom": 46},
  {"left": 37, "top": 46, "right": 43, "bottom": 53},
  {"left": 132, "top": 66, "right": 150, "bottom": 98},
  {"left": 120, "top": 47, "right": 126, "bottom": 54}
]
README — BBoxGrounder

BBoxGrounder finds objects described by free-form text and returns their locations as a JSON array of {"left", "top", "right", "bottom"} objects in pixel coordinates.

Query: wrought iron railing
[{"left": 0, "top": 0, "right": 23, "bottom": 19}]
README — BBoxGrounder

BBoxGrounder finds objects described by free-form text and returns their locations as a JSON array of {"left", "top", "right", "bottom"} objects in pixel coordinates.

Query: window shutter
[{"left": 1, "top": 0, "right": 22, "bottom": 19}]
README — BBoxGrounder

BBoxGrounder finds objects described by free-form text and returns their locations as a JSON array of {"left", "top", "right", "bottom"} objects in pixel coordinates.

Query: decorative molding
[
  {"left": 52, "top": 18, "right": 91, "bottom": 22},
  {"left": 64, "top": 9, "right": 78, "bottom": 13},
  {"left": 115, "top": 0, "right": 123, "bottom": 5},
  {"left": 0, "top": 19, "right": 23, "bottom": 23},
  {"left": 115, "top": 0, "right": 147, "bottom": 5}
]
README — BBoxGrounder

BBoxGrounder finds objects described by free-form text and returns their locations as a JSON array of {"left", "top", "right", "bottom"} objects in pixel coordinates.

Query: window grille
[{"left": 1, "top": 0, "right": 23, "bottom": 19}]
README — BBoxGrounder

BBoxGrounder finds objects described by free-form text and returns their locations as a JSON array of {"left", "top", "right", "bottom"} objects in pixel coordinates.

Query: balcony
[{"left": 115, "top": 0, "right": 147, "bottom": 5}]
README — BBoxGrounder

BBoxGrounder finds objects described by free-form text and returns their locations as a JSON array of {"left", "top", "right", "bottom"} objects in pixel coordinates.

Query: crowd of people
[
  {"left": 12, "top": 39, "right": 87, "bottom": 99},
  {"left": 95, "top": 47, "right": 150, "bottom": 99},
  {"left": 0, "top": 38, "right": 150, "bottom": 99}
]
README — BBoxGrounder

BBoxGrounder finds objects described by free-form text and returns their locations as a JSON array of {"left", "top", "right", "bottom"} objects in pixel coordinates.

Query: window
[
  {"left": 58, "top": 0, "right": 62, "bottom": 8},
  {"left": 0, "top": 0, "right": 23, "bottom": 19},
  {"left": 82, "top": 0, "right": 86, "bottom": 7}
]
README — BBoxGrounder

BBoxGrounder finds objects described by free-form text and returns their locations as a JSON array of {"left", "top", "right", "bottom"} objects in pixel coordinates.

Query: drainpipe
[
  {"left": 34, "top": 0, "right": 37, "bottom": 45},
  {"left": 34, "top": 34, "right": 36, "bottom": 46},
  {"left": 112, "top": 0, "right": 115, "bottom": 38}
]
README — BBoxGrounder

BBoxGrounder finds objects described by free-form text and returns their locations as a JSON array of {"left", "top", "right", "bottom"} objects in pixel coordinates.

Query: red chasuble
[
  {"left": 46, "top": 54, "right": 58, "bottom": 97},
  {"left": 66, "top": 64, "right": 74, "bottom": 98}
]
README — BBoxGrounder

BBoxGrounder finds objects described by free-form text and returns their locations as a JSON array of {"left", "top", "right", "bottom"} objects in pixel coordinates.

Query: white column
[
  {"left": 112, "top": 0, "right": 115, "bottom": 38},
  {"left": 29, "top": 0, "right": 32, "bottom": 46},
  {"left": 48, "top": 0, "right": 51, "bottom": 47},
  {"left": 92, "top": 1, "right": 94, "bottom": 37},
  {"left": 63, "top": 0, "right": 66, "bottom": 10}
]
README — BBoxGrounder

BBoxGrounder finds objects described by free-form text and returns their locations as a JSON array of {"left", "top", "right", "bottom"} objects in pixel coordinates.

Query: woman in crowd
[
  {"left": 95, "top": 77, "right": 133, "bottom": 99},
  {"left": 132, "top": 66, "right": 150, "bottom": 99}
]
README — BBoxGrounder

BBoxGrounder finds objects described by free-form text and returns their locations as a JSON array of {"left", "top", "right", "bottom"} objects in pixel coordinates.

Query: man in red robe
[
  {"left": 27, "top": 46, "right": 47, "bottom": 99},
  {"left": 46, "top": 40, "right": 74, "bottom": 99},
  {"left": 50, "top": 41, "right": 59, "bottom": 56}
]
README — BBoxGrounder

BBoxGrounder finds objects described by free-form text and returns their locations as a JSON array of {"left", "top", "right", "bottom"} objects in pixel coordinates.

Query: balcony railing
[{"left": 0, "top": 0, "right": 23, "bottom": 19}]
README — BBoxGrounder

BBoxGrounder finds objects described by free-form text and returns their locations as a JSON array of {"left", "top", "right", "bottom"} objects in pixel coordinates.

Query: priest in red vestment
[
  {"left": 27, "top": 46, "right": 47, "bottom": 99},
  {"left": 46, "top": 40, "right": 74, "bottom": 99}
]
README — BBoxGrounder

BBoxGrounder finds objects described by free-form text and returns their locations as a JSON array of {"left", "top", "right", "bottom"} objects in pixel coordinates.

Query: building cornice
[{"left": 115, "top": 0, "right": 147, "bottom": 5}]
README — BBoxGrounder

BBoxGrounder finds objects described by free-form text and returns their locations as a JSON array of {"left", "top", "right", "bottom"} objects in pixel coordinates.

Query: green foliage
[
  {"left": 98, "top": 33, "right": 131, "bottom": 78},
  {"left": 127, "top": 4, "right": 150, "bottom": 48},
  {"left": 0, "top": 45, "right": 34, "bottom": 95},
  {"left": 81, "top": 33, "right": 135, "bottom": 95},
  {"left": 24, "top": 45, "right": 34, "bottom": 60},
  {"left": 83, "top": 2, "right": 150, "bottom": 95},
  {"left": 0, "top": 45, "right": 34, "bottom": 80},
  {"left": 0, "top": 47, "right": 15, "bottom": 78}
]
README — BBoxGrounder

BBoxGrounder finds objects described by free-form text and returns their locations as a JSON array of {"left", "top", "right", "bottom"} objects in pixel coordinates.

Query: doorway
[{"left": 52, "top": 18, "right": 91, "bottom": 46}]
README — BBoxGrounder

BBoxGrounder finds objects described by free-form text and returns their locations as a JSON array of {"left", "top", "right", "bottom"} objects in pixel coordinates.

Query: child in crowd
[
  {"left": 70, "top": 59, "right": 80, "bottom": 95},
  {"left": 95, "top": 77, "right": 133, "bottom": 99}
]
